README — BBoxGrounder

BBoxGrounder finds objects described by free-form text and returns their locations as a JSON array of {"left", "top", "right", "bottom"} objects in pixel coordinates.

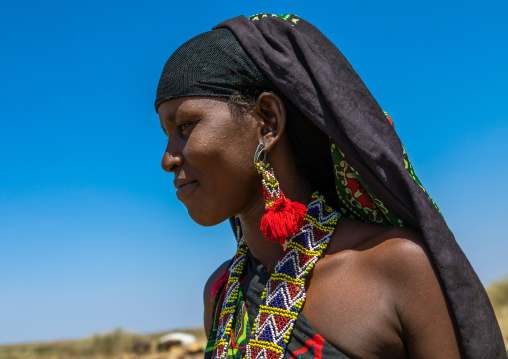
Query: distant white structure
[{"left": 157, "top": 332, "right": 196, "bottom": 351}]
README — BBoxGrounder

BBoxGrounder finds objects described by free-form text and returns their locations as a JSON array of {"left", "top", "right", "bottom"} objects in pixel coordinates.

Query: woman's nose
[{"left": 161, "top": 147, "right": 183, "bottom": 173}]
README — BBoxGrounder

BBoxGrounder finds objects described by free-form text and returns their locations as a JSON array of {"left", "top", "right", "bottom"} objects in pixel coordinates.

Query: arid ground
[
  {"left": 2, "top": 277, "right": 507, "bottom": 358},
  {"left": 0, "top": 328, "right": 207, "bottom": 359}
]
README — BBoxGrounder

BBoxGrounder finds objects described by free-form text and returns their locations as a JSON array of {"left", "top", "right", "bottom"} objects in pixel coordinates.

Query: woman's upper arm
[
  {"left": 203, "top": 260, "right": 231, "bottom": 338},
  {"left": 389, "top": 237, "right": 461, "bottom": 358}
]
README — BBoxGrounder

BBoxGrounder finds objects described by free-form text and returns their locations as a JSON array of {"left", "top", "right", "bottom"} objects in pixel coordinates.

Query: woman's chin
[{"left": 187, "top": 207, "right": 230, "bottom": 227}]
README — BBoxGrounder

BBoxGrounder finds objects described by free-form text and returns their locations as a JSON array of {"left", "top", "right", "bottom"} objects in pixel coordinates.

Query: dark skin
[{"left": 159, "top": 93, "right": 461, "bottom": 359}]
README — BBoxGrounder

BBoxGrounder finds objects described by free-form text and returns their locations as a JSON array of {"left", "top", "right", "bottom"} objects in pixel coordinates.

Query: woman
[{"left": 155, "top": 14, "right": 505, "bottom": 359}]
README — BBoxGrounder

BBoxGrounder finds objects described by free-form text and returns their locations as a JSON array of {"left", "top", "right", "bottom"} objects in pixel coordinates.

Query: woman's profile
[{"left": 154, "top": 14, "right": 505, "bottom": 359}]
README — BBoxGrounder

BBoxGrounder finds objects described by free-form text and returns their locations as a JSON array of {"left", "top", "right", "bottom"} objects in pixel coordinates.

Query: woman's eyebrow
[
  {"left": 160, "top": 106, "right": 190, "bottom": 135},
  {"left": 160, "top": 111, "right": 178, "bottom": 135}
]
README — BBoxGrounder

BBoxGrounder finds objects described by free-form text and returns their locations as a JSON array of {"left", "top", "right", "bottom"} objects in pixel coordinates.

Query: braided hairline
[{"left": 227, "top": 91, "right": 257, "bottom": 119}]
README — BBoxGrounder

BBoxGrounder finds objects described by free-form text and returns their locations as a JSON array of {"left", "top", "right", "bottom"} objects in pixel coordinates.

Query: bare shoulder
[
  {"left": 324, "top": 218, "right": 430, "bottom": 278},
  {"left": 325, "top": 220, "right": 443, "bottom": 313},
  {"left": 203, "top": 260, "right": 231, "bottom": 338},
  {"left": 320, "top": 218, "right": 438, "bottom": 317},
  {"left": 361, "top": 226, "right": 431, "bottom": 278},
  {"left": 308, "top": 218, "right": 460, "bottom": 358},
  {"left": 370, "top": 227, "right": 460, "bottom": 358}
]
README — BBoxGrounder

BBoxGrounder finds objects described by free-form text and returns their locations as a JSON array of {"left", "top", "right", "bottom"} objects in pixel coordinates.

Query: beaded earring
[{"left": 254, "top": 143, "right": 307, "bottom": 244}]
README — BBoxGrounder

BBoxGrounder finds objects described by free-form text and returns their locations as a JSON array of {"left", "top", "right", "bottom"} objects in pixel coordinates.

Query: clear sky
[{"left": 1, "top": 0, "right": 507, "bottom": 345}]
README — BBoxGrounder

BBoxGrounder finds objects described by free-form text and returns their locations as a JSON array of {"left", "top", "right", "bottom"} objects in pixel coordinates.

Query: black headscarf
[
  {"left": 155, "top": 28, "right": 275, "bottom": 110},
  {"left": 155, "top": 14, "right": 506, "bottom": 358}
]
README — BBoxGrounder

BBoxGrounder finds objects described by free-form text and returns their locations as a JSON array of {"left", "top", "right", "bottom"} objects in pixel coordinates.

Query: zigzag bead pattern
[
  {"left": 211, "top": 193, "right": 340, "bottom": 359},
  {"left": 256, "top": 162, "right": 283, "bottom": 207}
]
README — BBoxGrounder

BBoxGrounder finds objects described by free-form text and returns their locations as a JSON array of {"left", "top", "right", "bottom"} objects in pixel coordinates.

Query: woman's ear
[{"left": 254, "top": 92, "right": 287, "bottom": 152}]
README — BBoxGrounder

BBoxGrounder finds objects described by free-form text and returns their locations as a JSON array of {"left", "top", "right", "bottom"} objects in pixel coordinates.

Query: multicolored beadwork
[
  {"left": 210, "top": 193, "right": 340, "bottom": 359},
  {"left": 256, "top": 161, "right": 281, "bottom": 208}
]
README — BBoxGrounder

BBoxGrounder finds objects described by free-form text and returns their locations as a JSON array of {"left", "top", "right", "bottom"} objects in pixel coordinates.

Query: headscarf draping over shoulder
[
  {"left": 155, "top": 14, "right": 506, "bottom": 358},
  {"left": 213, "top": 14, "right": 505, "bottom": 358}
]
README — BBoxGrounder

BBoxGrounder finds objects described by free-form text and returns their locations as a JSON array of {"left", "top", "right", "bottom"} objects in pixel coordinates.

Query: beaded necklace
[{"left": 210, "top": 192, "right": 340, "bottom": 359}]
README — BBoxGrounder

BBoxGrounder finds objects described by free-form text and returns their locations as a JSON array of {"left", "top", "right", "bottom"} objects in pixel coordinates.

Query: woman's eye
[{"left": 177, "top": 120, "right": 198, "bottom": 134}]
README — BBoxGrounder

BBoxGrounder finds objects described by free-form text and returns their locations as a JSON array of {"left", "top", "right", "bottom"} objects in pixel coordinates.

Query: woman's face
[{"left": 158, "top": 97, "right": 263, "bottom": 226}]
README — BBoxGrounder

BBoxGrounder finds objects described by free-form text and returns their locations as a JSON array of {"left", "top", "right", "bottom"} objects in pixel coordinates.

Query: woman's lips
[{"left": 175, "top": 181, "right": 198, "bottom": 200}]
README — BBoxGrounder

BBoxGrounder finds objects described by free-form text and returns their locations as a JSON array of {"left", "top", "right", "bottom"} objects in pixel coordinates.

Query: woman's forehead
[{"left": 158, "top": 97, "right": 229, "bottom": 120}]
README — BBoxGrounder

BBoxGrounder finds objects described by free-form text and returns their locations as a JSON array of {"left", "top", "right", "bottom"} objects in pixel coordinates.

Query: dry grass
[
  {"left": 486, "top": 276, "right": 508, "bottom": 348},
  {"left": 2, "top": 280, "right": 508, "bottom": 359},
  {"left": 0, "top": 328, "right": 206, "bottom": 359}
]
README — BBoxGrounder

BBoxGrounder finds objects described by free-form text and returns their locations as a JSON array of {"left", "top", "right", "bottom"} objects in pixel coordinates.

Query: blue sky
[{"left": 1, "top": 0, "right": 507, "bottom": 345}]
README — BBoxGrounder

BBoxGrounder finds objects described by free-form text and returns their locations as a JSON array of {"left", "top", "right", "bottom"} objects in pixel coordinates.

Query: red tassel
[{"left": 260, "top": 198, "right": 307, "bottom": 244}]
